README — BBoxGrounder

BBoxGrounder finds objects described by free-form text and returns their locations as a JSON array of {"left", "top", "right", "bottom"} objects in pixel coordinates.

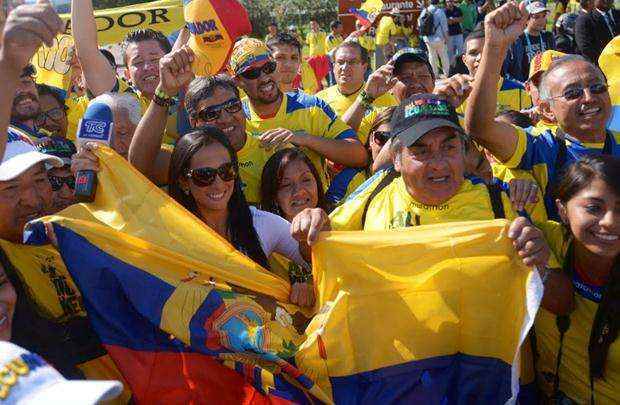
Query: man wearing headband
[{"left": 230, "top": 38, "right": 368, "bottom": 187}]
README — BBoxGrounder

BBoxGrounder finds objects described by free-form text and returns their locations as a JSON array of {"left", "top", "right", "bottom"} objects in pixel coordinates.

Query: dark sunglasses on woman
[
  {"left": 186, "top": 162, "right": 236, "bottom": 187},
  {"left": 239, "top": 60, "right": 277, "bottom": 80},
  {"left": 196, "top": 98, "right": 243, "bottom": 122},
  {"left": 48, "top": 175, "right": 75, "bottom": 191}
]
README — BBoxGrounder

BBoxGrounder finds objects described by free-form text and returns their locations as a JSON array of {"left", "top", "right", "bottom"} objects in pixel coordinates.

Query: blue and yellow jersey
[
  {"left": 457, "top": 77, "right": 532, "bottom": 115},
  {"left": 530, "top": 119, "right": 559, "bottom": 136},
  {"left": 115, "top": 78, "right": 180, "bottom": 146},
  {"left": 325, "top": 34, "right": 343, "bottom": 55},
  {"left": 491, "top": 163, "right": 549, "bottom": 223},
  {"left": 243, "top": 91, "right": 358, "bottom": 188},
  {"left": 535, "top": 221, "right": 620, "bottom": 404},
  {"left": 306, "top": 31, "right": 327, "bottom": 57},
  {"left": 299, "top": 60, "right": 320, "bottom": 95},
  {"left": 502, "top": 126, "right": 620, "bottom": 219},
  {"left": 326, "top": 167, "right": 368, "bottom": 204},
  {"left": 236, "top": 132, "right": 275, "bottom": 204},
  {"left": 316, "top": 85, "right": 398, "bottom": 127}
]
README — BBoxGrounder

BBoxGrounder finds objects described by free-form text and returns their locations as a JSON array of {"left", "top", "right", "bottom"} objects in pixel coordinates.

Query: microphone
[{"left": 74, "top": 102, "right": 114, "bottom": 203}]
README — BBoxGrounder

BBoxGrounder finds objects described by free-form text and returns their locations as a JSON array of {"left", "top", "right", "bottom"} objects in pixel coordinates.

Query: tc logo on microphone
[{"left": 77, "top": 119, "right": 113, "bottom": 144}]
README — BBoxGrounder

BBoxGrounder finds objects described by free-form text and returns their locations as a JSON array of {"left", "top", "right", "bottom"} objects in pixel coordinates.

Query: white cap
[
  {"left": 0, "top": 341, "right": 122, "bottom": 404},
  {"left": 0, "top": 127, "right": 63, "bottom": 181},
  {"left": 526, "top": 1, "right": 549, "bottom": 14}
]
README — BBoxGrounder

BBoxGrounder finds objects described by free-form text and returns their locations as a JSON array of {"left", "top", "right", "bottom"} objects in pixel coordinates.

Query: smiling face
[
  {"left": 393, "top": 128, "right": 466, "bottom": 206},
  {"left": 185, "top": 142, "right": 236, "bottom": 214},
  {"left": 191, "top": 86, "right": 247, "bottom": 152},
  {"left": 0, "top": 266, "right": 16, "bottom": 341},
  {"left": 0, "top": 163, "right": 53, "bottom": 243},
  {"left": 124, "top": 39, "right": 166, "bottom": 98},
  {"left": 558, "top": 177, "right": 620, "bottom": 259},
  {"left": 276, "top": 158, "right": 319, "bottom": 221},
  {"left": 541, "top": 61, "right": 611, "bottom": 141},
  {"left": 12, "top": 76, "right": 40, "bottom": 124},
  {"left": 235, "top": 60, "right": 281, "bottom": 106}
]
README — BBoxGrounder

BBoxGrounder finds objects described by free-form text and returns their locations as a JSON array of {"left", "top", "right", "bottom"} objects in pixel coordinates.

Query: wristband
[
  {"left": 359, "top": 89, "right": 375, "bottom": 108},
  {"left": 153, "top": 88, "right": 175, "bottom": 108}
]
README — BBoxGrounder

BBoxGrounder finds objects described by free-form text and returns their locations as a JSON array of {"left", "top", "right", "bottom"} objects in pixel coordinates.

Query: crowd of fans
[{"left": 0, "top": 0, "right": 618, "bottom": 402}]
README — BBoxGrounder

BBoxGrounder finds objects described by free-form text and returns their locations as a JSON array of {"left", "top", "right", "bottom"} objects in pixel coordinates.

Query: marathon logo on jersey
[{"left": 76, "top": 119, "right": 113, "bottom": 145}]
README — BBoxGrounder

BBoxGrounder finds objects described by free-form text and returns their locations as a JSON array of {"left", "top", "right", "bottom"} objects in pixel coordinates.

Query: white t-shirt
[{"left": 250, "top": 206, "right": 306, "bottom": 267}]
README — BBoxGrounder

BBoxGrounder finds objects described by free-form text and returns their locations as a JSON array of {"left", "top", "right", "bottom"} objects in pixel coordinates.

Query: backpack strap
[
  {"left": 486, "top": 183, "right": 506, "bottom": 219},
  {"left": 361, "top": 168, "right": 400, "bottom": 228}
]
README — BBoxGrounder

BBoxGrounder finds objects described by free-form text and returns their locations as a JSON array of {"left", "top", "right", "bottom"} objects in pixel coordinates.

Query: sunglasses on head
[
  {"left": 49, "top": 175, "right": 75, "bottom": 191},
  {"left": 196, "top": 98, "right": 243, "bottom": 123},
  {"left": 550, "top": 82, "right": 608, "bottom": 101},
  {"left": 239, "top": 60, "right": 277, "bottom": 80},
  {"left": 186, "top": 162, "right": 236, "bottom": 187},
  {"left": 372, "top": 130, "right": 391, "bottom": 145}
]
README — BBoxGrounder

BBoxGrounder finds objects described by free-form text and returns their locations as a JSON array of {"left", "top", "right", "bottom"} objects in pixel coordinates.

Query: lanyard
[{"left": 524, "top": 32, "right": 545, "bottom": 61}]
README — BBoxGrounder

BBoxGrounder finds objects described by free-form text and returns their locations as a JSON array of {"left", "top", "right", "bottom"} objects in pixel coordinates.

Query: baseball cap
[
  {"left": 0, "top": 128, "right": 63, "bottom": 182},
  {"left": 390, "top": 94, "right": 466, "bottom": 147},
  {"left": 36, "top": 136, "right": 77, "bottom": 166},
  {"left": 0, "top": 341, "right": 122, "bottom": 404},
  {"left": 528, "top": 50, "right": 567, "bottom": 82},
  {"left": 228, "top": 38, "right": 271, "bottom": 76},
  {"left": 526, "top": 1, "right": 549, "bottom": 15},
  {"left": 391, "top": 48, "right": 433, "bottom": 75}
]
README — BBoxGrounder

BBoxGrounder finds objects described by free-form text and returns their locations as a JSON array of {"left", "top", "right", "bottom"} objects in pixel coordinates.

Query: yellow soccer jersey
[
  {"left": 236, "top": 132, "right": 275, "bottom": 204},
  {"left": 491, "top": 163, "right": 548, "bottom": 222},
  {"left": 300, "top": 60, "right": 320, "bottom": 95},
  {"left": 325, "top": 33, "right": 344, "bottom": 54},
  {"left": 536, "top": 221, "right": 620, "bottom": 404},
  {"left": 457, "top": 77, "right": 532, "bottom": 115},
  {"left": 376, "top": 16, "right": 397, "bottom": 46},
  {"left": 65, "top": 95, "right": 89, "bottom": 141},
  {"left": 243, "top": 91, "right": 358, "bottom": 188},
  {"left": 306, "top": 31, "right": 327, "bottom": 57},
  {"left": 330, "top": 173, "right": 518, "bottom": 231}
]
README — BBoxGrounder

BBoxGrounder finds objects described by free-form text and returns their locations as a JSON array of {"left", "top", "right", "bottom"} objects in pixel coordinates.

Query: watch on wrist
[{"left": 153, "top": 88, "right": 175, "bottom": 108}]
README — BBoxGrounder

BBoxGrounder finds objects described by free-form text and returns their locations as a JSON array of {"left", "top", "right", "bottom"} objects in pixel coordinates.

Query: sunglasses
[
  {"left": 239, "top": 60, "right": 277, "bottom": 80},
  {"left": 372, "top": 130, "right": 391, "bottom": 145},
  {"left": 49, "top": 175, "right": 75, "bottom": 191},
  {"left": 36, "top": 107, "right": 66, "bottom": 124},
  {"left": 196, "top": 98, "right": 243, "bottom": 122},
  {"left": 549, "top": 83, "right": 608, "bottom": 101},
  {"left": 186, "top": 162, "right": 236, "bottom": 187}
]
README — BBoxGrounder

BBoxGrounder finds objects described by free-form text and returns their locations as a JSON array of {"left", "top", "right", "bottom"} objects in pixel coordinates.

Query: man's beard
[{"left": 11, "top": 93, "right": 40, "bottom": 122}]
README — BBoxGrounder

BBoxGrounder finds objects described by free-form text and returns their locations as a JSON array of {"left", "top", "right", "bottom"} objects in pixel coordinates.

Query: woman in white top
[{"left": 168, "top": 126, "right": 314, "bottom": 306}]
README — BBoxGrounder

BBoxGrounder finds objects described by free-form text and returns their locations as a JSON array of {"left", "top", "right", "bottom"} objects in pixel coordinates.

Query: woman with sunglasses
[
  {"left": 535, "top": 155, "right": 619, "bottom": 403},
  {"left": 260, "top": 148, "right": 327, "bottom": 292},
  {"left": 169, "top": 126, "right": 314, "bottom": 307}
]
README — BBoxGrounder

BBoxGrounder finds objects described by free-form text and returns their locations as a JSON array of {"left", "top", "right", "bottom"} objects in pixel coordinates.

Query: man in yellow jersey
[
  {"left": 317, "top": 41, "right": 398, "bottom": 119},
  {"left": 465, "top": 2, "right": 620, "bottom": 221},
  {"left": 456, "top": 27, "right": 531, "bottom": 114},
  {"left": 127, "top": 44, "right": 272, "bottom": 205},
  {"left": 230, "top": 38, "right": 368, "bottom": 188},
  {"left": 375, "top": 13, "right": 398, "bottom": 66},
  {"left": 325, "top": 20, "right": 345, "bottom": 56},
  {"left": 523, "top": 50, "right": 566, "bottom": 133},
  {"left": 306, "top": 20, "right": 327, "bottom": 57},
  {"left": 71, "top": 0, "right": 180, "bottom": 146}
]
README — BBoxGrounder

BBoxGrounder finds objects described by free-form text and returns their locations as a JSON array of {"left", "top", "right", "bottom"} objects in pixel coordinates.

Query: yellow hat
[
  {"left": 528, "top": 50, "right": 567, "bottom": 83},
  {"left": 228, "top": 38, "right": 271, "bottom": 76}
]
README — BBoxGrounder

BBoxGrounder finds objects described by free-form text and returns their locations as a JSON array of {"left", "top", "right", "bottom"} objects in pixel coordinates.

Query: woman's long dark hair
[
  {"left": 259, "top": 148, "right": 328, "bottom": 218},
  {"left": 556, "top": 155, "right": 620, "bottom": 379},
  {"left": 169, "top": 126, "right": 270, "bottom": 269}
]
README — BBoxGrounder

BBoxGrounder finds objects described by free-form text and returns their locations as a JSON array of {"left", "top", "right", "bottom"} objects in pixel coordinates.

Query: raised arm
[
  {"left": 464, "top": 2, "right": 526, "bottom": 162},
  {"left": 128, "top": 46, "right": 194, "bottom": 183},
  {"left": 71, "top": 0, "right": 116, "bottom": 95},
  {"left": 0, "top": 0, "right": 62, "bottom": 159}
]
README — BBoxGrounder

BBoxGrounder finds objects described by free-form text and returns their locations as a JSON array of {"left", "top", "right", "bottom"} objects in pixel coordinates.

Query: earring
[{"left": 183, "top": 188, "right": 190, "bottom": 195}]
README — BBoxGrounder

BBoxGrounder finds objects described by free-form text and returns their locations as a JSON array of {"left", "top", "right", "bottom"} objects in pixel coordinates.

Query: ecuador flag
[
  {"left": 26, "top": 147, "right": 542, "bottom": 403},
  {"left": 349, "top": 0, "right": 384, "bottom": 27}
]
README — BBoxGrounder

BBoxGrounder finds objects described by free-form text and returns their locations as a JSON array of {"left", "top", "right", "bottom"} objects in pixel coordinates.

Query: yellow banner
[
  {"left": 60, "top": 0, "right": 185, "bottom": 46},
  {"left": 33, "top": 33, "right": 75, "bottom": 92}
]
